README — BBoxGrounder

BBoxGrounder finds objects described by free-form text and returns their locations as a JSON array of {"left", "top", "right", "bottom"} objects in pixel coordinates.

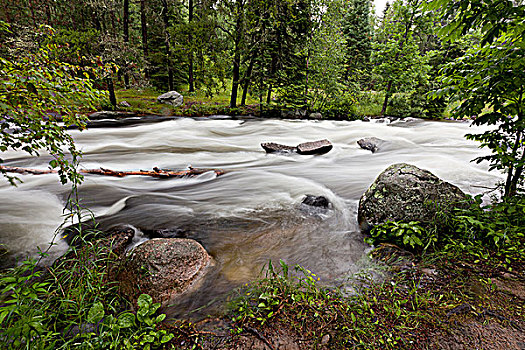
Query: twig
[{"left": 244, "top": 325, "right": 275, "bottom": 350}]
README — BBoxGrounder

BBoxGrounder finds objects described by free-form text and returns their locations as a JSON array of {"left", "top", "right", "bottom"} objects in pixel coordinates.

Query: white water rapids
[{"left": 0, "top": 117, "right": 502, "bottom": 315}]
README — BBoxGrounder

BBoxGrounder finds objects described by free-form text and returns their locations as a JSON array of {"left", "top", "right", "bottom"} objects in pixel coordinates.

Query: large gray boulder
[
  {"left": 358, "top": 163, "right": 469, "bottom": 233},
  {"left": 157, "top": 91, "right": 184, "bottom": 107},
  {"left": 117, "top": 238, "right": 210, "bottom": 306}
]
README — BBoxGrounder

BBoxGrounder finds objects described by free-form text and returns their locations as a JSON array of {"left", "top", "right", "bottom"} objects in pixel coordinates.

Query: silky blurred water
[{"left": 0, "top": 117, "right": 502, "bottom": 316}]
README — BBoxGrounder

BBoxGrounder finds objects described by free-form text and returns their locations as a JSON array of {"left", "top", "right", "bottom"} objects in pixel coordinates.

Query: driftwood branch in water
[{"left": 0, "top": 166, "right": 225, "bottom": 178}]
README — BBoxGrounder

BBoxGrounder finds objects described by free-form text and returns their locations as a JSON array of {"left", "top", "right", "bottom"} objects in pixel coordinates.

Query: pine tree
[{"left": 342, "top": 0, "right": 373, "bottom": 89}]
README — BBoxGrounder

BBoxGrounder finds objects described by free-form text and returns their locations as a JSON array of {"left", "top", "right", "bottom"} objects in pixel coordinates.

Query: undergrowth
[
  {"left": 0, "top": 227, "right": 179, "bottom": 349},
  {"left": 1, "top": 191, "right": 523, "bottom": 349},
  {"left": 229, "top": 260, "right": 438, "bottom": 349}
]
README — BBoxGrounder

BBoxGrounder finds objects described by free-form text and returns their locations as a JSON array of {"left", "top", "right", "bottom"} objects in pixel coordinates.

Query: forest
[
  {"left": 0, "top": 0, "right": 489, "bottom": 116},
  {"left": 1, "top": 0, "right": 524, "bottom": 349}
]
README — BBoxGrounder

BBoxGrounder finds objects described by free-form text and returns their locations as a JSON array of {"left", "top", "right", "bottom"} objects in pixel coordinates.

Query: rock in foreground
[
  {"left": 358, "top": 163, "right": 469, "bottom": 233},
  {"left": 157, "top": 91, "right": 184, "bottom": 107},
  {"left": 117, "top": 238, "right": 210, "bottom": 306}
]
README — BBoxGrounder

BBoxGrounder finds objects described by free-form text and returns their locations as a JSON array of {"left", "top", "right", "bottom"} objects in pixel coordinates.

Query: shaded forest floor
[{"left": 110, "top": 88, "right": 407, "bottom": 120}]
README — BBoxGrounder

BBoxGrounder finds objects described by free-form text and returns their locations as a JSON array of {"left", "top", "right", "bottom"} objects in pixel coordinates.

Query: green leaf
[
  {"left": 137, "top": 294, "right": 153, "bottom": 309},
  {"left": 118, "top": 313, "right": 136, "bottom": 328},
  {"left": 87, "top": 302, "right": 105, "bottom": 324},
  {"left": 154, "top": 314, "right": 166, "bottom": 323},
  {"left": 0, "top": 309, "right": 9, "bottom": 325}
]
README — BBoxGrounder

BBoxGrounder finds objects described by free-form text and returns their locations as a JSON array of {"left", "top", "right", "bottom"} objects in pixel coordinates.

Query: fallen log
[{"left": 0, "top": 166, "right": 224, "bottom": 178}]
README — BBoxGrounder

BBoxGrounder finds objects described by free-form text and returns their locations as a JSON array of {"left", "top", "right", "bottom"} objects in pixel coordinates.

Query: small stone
[
  {"left": 321, "top": 334, "right": 330, "bottom": 344},
  {"left": 309, "top": 112, "right": 323, "bottom": 119},
  {"left": 421, "top": 268, "right": 438, "bottom": 276},
  {"left": 119, "top": 100, "right": 131, "bottom": 107}
]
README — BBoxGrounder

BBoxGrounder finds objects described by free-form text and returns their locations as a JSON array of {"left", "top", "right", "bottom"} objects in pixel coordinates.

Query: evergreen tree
[{"left": 343, "top": 0, "right": 373, "bottom": 89}]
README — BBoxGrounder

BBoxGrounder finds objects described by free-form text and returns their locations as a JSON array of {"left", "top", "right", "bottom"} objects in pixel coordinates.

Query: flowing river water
[{"left": 0, "top": 117, "right": 502, "bottom": 317}]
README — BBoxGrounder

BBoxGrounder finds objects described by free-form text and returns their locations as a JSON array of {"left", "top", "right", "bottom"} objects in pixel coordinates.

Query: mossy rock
[{"left": 358, "top": 163, "right": 470, "bottom": 233}]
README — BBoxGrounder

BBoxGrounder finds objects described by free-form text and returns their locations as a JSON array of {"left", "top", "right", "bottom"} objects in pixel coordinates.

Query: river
[{"left": 0, "top": 116, "right": 502, "bottom": 316}]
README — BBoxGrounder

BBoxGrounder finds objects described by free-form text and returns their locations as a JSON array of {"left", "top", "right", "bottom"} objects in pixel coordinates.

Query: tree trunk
[
  {"left": 140, "top": 0, "right": 149, "bottom": 79},
  {"left": 123, "top": 0, "right": 130, "bottom": 88},
  {"left": 162, "top": 0, "right": 174, "bottom": 91},
  {"left": 230, "top": 49, "right": 241, "bottom": 108},
  {"left": 266, "top": 54, "right": 277, "bottom": 104},
  {"left": 188, "top": 0, "right": 195, "bottom": 92},
  {"left": 107, "top": 77, "right": 117, "bottom": 107},
  {"left": 241, "top": 55, "right": 255, "bottom": 106},
  {"left": 381, "top": 81, "right": 392, "bottom": 116}
]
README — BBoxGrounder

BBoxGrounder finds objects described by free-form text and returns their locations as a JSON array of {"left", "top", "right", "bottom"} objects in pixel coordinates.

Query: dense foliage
[
  {"left": 428, "top": 0, "right": 525, "bottom": 197},
  {"left": 0, "top": 23, "right": 109, "bottom": 184}
]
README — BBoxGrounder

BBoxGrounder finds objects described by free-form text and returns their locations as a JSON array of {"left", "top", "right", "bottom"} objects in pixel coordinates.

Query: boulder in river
[
  {"left": 157, "top": 91, "right": 184, "bottom": 107},
  {"left": 261, "top": 142, "right": 297, "bottom": 154},
  {"left": 297, "top": 139, "right": 333, "bottom": 155},
  {"left": 117, "top": 238, "right": 210, "bottom": 307},
  {"left": 358, "top": 163, "right": 470, "bottom": 233},
  {"left": 261, "top": 139, "right": 333, "bottom": 155},
  {"left": 357, "top": 137, "right": 386, "bottom": 153},
  {"left": 302, "top": 195, "right": 330, "bottom": 209}
]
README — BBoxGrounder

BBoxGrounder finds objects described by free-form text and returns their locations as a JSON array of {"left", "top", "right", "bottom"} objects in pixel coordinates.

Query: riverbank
[
  {"left": 110, "top": 87, "right": 458, "bottom": 121},
  {"left": 1, "top": 196, "right": 523, "bottom": 349}
]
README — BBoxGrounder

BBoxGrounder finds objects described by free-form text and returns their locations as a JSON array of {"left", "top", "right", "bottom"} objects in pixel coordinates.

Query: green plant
[
  {"left": 427, "top": 0, "right": 525, "bottom": 197},
  {"left": 83, "top": 294, "right": 174, "bottom": 350},
  {"left": 366, "top": 221, "right": 434, "bottom": 251},
  {"left": 447, "top": 195, "right": 525, "bottom": 262}
]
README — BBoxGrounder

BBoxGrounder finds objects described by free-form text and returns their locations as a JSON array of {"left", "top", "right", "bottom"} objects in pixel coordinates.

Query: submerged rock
[
  {"left": 358, "top": 163, "right": 469, "bottom": 233},
  {"left": 261, "top": 142, "right": 297, "bottom": 154},
  {"left": 157, "top": 91, "right": 184, "bottom": 107},
  {"left": 297, "top": 139, "right": 333, "bottom": 155},
  {"left": 117, "top": 238, "right": 210, "bottom": 306},
  {"left": 88, "top": 111, "right": 137, "bottom": 120},
  {"left": 357, "top": 137, "right": 386, "bottom": 153},
  {"left": 302, "top": 195, "right": 330, "bottom": 209}
]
